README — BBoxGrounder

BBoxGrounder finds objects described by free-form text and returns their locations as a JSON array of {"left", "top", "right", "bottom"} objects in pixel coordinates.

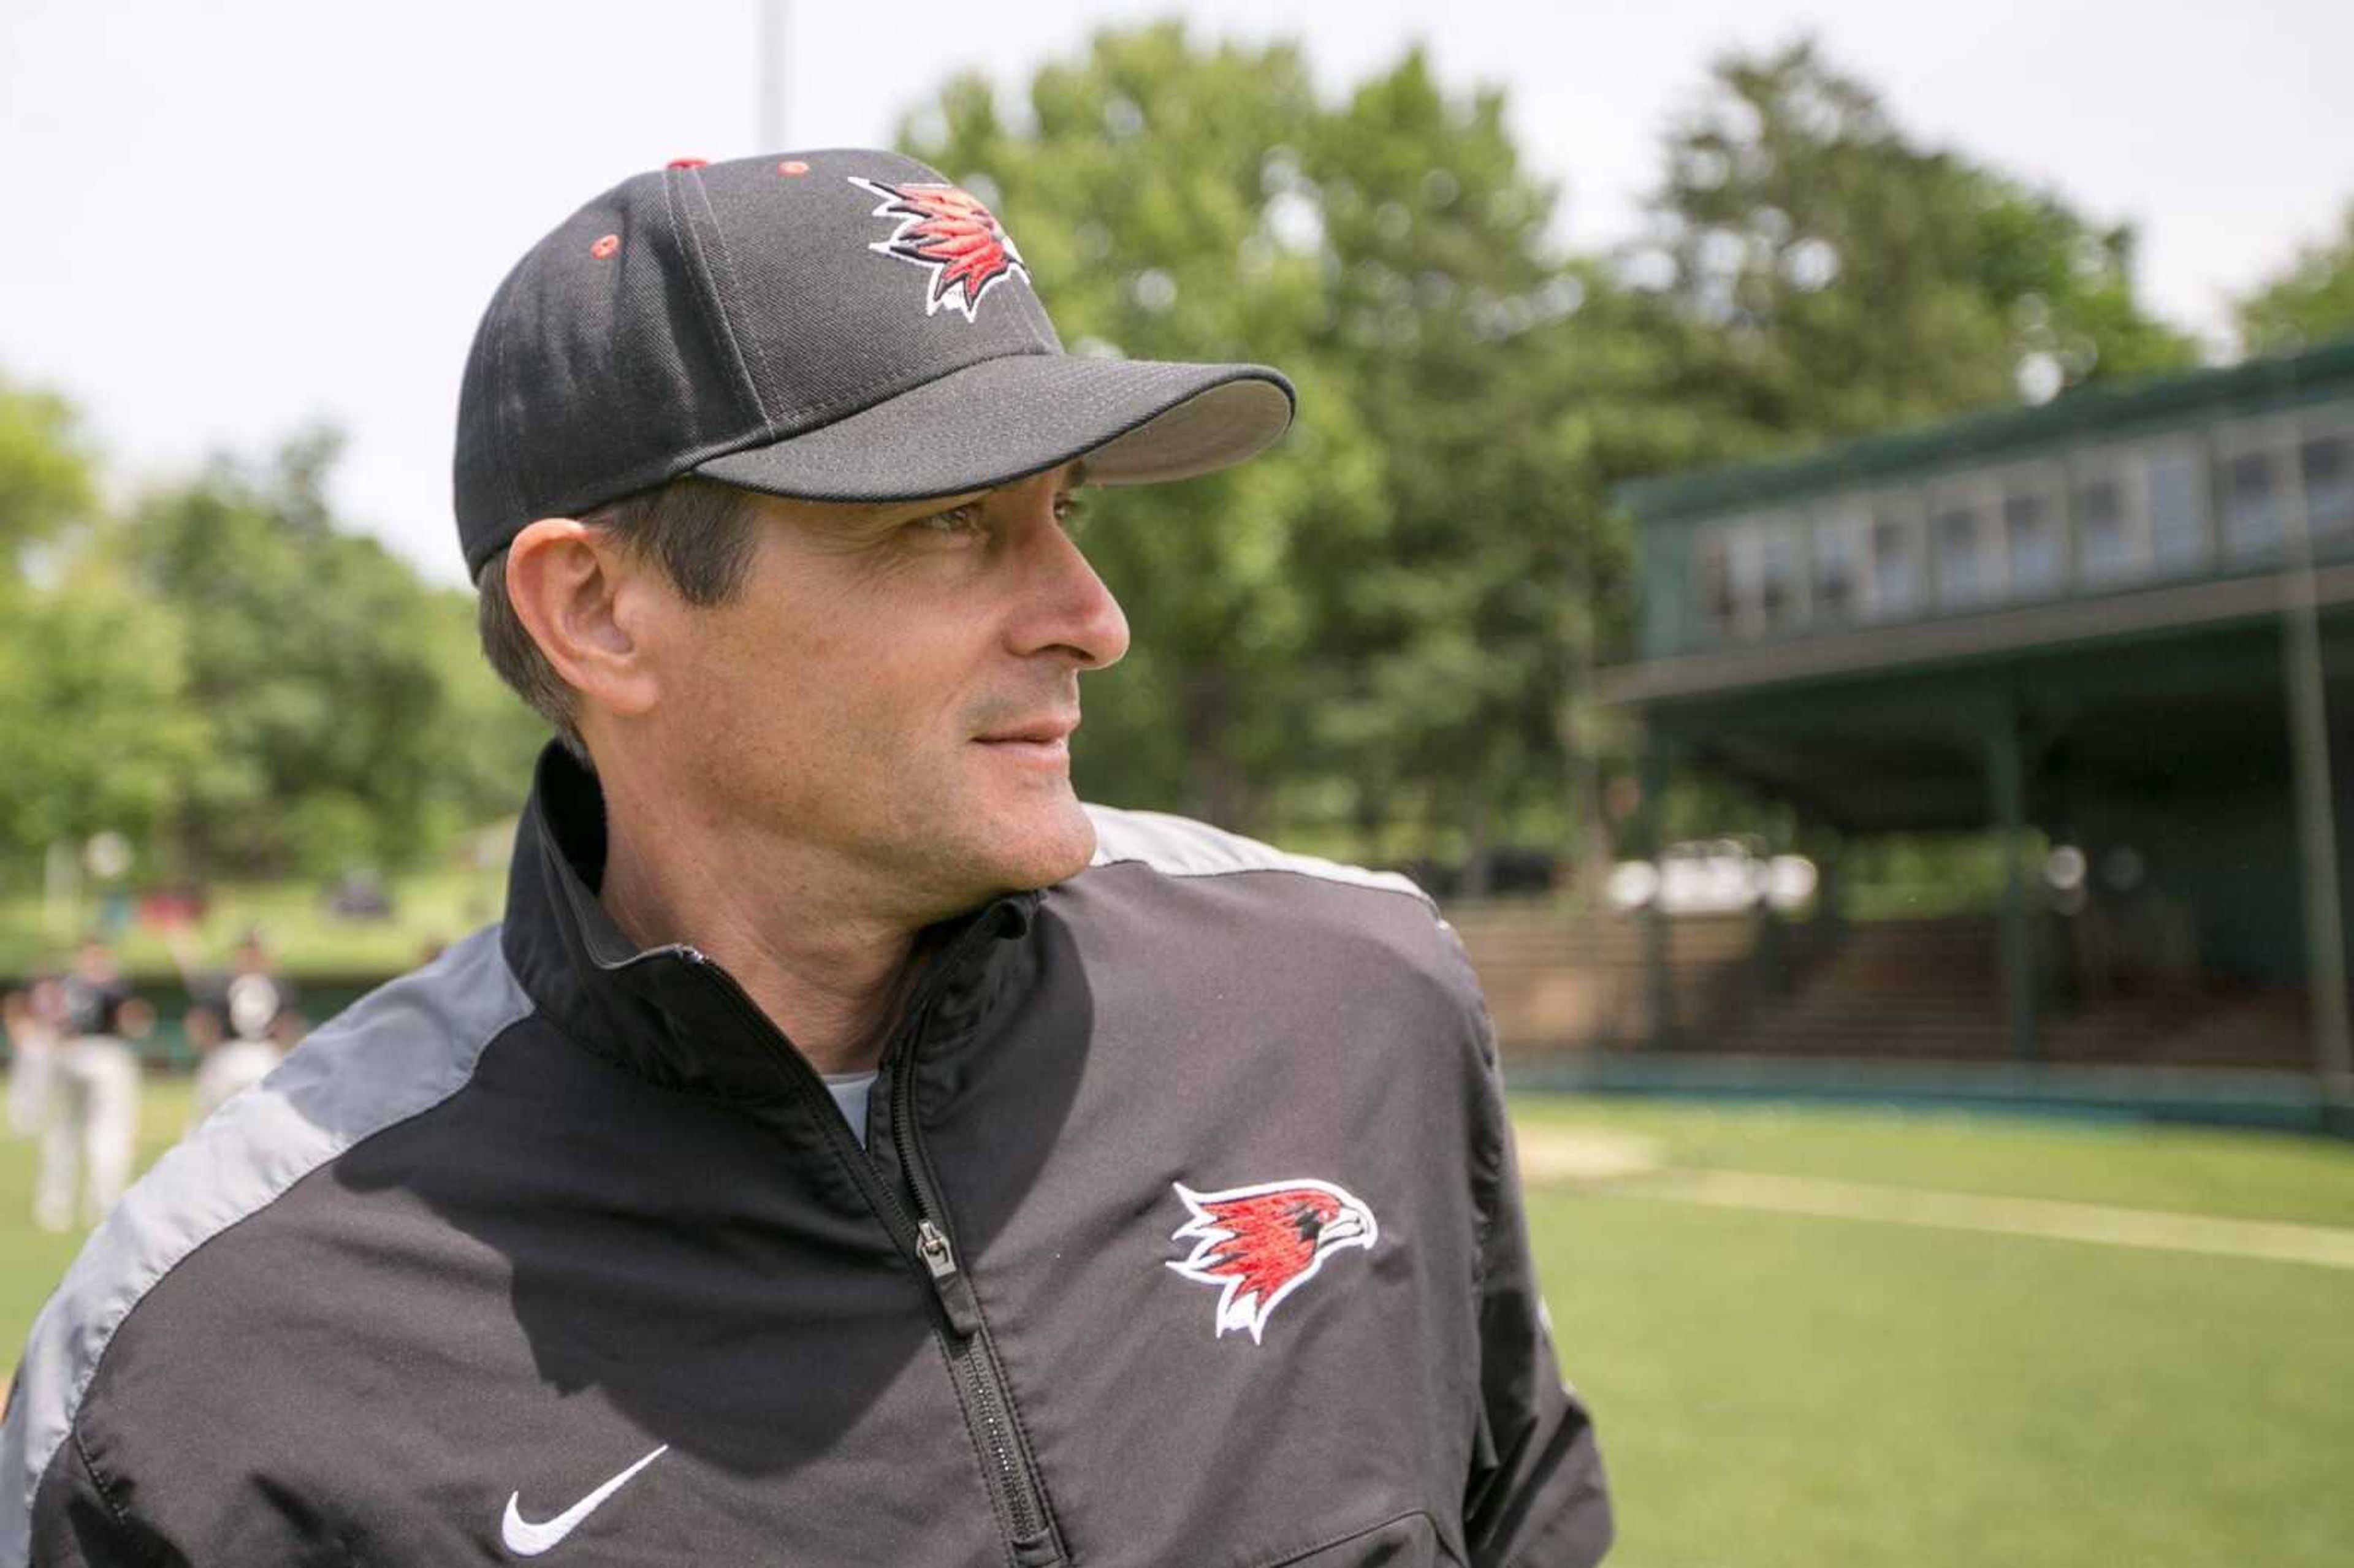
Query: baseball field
[{"left": 6, "top": 1086, "right": 2350, "bottom": 1566}]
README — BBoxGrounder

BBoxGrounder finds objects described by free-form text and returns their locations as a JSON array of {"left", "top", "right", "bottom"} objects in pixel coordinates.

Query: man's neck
[{"left": 595, "top": 786, "right": 928, "bottom": 1076}]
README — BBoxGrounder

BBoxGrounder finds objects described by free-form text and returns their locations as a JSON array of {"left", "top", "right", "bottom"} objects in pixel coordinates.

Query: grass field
[
  {"left": 5, "top": 1087, "right": 2350, "bottom": 1565},
  {"left": 0, "top": 865, "right": 508, "bottom": 980},
  {"left": 1519, "top": 1097, "right": 2354, "bottom": 1568}
]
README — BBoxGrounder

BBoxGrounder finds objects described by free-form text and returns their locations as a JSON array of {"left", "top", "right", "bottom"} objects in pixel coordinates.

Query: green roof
[{"left": 1615, "top": 335, "right": 2354, "bottom": 526}]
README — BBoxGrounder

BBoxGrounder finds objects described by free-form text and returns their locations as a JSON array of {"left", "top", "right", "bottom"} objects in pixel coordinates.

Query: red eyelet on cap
[
  {"left": 777, "top": 160, "right": 810, "bottom": 176},
  {"left": 667, "top": 157, "right": 709, "bottom": 170},
  {"left": 590, "top": 234, "right": 621, "bottom": 260}
]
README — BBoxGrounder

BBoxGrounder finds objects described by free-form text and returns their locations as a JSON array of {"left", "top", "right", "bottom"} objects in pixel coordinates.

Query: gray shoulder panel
[
  {"left": 0, "top": 926, "right": 532, "bottom": 1567},
  {"left": 1084, "top": 802, "right": 1431, "bottom": 904}
]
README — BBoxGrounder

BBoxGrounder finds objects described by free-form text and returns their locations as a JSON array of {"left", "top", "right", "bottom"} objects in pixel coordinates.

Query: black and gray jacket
[{"left": 2, "top": 748, "right": 1610, "bottom": 1567}]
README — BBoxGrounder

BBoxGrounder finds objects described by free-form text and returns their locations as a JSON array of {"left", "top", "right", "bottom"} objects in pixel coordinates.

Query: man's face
[{"left": 628, "top": 462, "right": 1129, "bottom": 921}]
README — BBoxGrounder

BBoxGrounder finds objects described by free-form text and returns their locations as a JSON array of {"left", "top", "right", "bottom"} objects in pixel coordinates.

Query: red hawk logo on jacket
[
  {"left": 1167, "top": 1178, "right": 1379, "bottom": 1342},
  {"left": 850, "top": 176, "right": 1030, "bottom": 322}
]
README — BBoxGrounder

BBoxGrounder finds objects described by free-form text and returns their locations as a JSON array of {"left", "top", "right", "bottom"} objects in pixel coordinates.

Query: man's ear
[{"left": 503, "top": 518, "right": 664, "bottom": 721}]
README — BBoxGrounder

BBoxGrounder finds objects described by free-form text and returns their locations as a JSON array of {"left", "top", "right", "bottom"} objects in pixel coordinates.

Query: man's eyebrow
[{"left": 1064, "top": 459, "right": 1091, "bottom": 489}]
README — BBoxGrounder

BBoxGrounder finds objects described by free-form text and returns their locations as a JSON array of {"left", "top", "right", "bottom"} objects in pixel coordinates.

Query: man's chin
[
  {"left": 966, "top": 796, "right": 1098, "bottom": 897},
  {"left": 1004, "top": 802, "right": 1099, "bottom": 891}
]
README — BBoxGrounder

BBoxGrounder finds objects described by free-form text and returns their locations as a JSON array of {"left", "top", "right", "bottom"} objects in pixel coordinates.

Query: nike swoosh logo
[{"left": 500, "top": 1443, "right": 670, "bottom": 1557}]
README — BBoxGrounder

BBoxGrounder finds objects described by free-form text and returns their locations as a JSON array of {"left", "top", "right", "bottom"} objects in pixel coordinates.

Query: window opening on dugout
[
  {"left": 2002, "top": 473, "right": 2065, "bottom": 599},
  {"left": 1868, "top": 501, "right": 1925, "bottom": 620},
  {"left": 2302, "top": 429, "right": 2354, "bottom": 541},
  {"left": 1811, "top": 508, "right": 1866, "bottom": 625},
  {"left": 2224, "top": 441, "right": 2288, "bottom": 561},
  {"left": 1932, "top": 489, "right": 1995, "bottom": 609},
  {"left": 2145, "top": 445, "right": 2210, "bottom": 573}
]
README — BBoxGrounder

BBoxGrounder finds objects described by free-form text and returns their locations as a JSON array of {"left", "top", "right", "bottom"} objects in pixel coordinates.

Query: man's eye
[
  {"left": 1054, "top": 493, "right": 1088, "bottom": 531},
  {"left": 910, "top": 504, "right": 985, "bottom": 536}
]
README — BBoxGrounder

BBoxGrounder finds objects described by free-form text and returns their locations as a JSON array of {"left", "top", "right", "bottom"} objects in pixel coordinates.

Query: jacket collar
[{"left": 498, "top": 742, "right": 1037, "bottom": 1103}]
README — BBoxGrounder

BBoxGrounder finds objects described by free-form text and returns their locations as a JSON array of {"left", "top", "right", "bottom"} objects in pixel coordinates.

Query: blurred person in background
[
  {"left": 173, "top": 928, "right": 297, "bottom": 1132},
  {"left": 32, "top": 939, "right": 147, "bottom": 1234},
  {"left": 1, "top": 151, "right": 1606, "bottom": 1567},
  {"left": 2, "top": 980, "right": 64, "bottom": 1142},
  {"left": 170, "top": 927, "right": 296, "bottom": 1056},
  {"left": 182, "top": 1005, "right": 295, "bottom": 1133}
]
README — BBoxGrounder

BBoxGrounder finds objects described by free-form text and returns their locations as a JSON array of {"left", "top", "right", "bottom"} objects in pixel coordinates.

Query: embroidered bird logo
[
  {"left": 1166, "top": 1178, "right": 1378, "bottom": 1343},
  {"left": 850, "top": 176, "right": 1029, "bottom": 322}
]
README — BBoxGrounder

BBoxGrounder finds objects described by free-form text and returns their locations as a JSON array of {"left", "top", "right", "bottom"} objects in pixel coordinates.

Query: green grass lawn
[
  {"left": 1519, "top": 1094, "right": 2354, "bottom": 1568},
  {"left": 4, "top": 1087, "right": 2350, "bottom": 1566},
  {"left": 1514, "top": 1092, "right": 2354, "bottom": 1228}
]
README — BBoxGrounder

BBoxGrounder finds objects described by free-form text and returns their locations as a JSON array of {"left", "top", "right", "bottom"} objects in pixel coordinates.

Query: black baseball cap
[{"left": 454, "top": 148, "right": 1295, "bottom": 576}]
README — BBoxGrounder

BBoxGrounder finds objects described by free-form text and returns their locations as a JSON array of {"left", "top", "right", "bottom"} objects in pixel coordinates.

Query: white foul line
[
  {"left": 1517, "top": 1132, "right": 2354, "bottom": 1271},
  {"left": 1628, "top": 1169, "right": 2354, "bottom": 1269}
]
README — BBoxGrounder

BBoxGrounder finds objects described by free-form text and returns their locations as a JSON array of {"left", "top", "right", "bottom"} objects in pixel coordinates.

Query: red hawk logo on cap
[
  {"left": 1167, "top": 1178, "right": 1379, "bottom": 1343},
  {"left": 850, "top": 177, "right": 1030, "bottom": 322}
]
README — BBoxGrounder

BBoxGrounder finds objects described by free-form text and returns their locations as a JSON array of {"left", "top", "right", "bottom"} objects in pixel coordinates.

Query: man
[
  {"left": 2, "top": 980, "right": 61, "bottom": 1143},
  {"left": 29, "top": 940, "right": 146, "bottom": 1236},
  {"left": 2, "top": 150, "right": 1608, "bottom": 1566},
  {"left": 175, "top": 929, "right": 295, "bottom": 1052},
  {"left": 172, "top": 929, "right": 295, "bottom": 1129}
]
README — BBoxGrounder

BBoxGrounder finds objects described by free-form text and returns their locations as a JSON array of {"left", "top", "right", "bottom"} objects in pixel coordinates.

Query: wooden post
[
  {"left": 2280, "top": 449, "right": 2354, "bottom": 1103},
  {"left": 1986, "top": 692, "right": 2039, "bottom": 1064},
  {"left": 1808, "top": 825, "right": 1845, "bottom": 964},
  {"left": 1637, "top": 739, "right": 1674, "bottom": 1049}
]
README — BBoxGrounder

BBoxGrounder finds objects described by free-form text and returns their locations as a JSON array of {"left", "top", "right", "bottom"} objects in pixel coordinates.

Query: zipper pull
[{"left": 915, "top": 1219, "right": 985, "bottom": 1338}]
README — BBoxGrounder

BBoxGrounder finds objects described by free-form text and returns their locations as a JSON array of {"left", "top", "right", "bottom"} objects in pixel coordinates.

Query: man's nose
[
  {"left": 1010, "top": 511, "right": 1130, "bottom": 671},
  {"left": 1024, "top": 532, "right": 1131, "bottom": 671}
]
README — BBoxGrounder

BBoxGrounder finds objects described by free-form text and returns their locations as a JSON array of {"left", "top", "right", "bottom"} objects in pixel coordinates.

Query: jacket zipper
[
  {"left": 677, "top": 935, "right": 1064, "bottom": 1566},
  {"left": 894, "top": 1048, "right": 1061, "bottom": 1564}
]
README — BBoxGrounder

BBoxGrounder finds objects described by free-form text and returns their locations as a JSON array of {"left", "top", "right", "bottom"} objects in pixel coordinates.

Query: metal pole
[
  {"left": 2279, "top": 446, "right": 2354, "bottom": 1100},
  {"left": 756, "top": 0, "right": 790, "bottom": 151}
]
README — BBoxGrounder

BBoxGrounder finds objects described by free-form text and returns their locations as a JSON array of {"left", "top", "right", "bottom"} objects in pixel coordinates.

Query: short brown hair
[{"left": 475, "top": 476, "right": 764, "bottom": 763}]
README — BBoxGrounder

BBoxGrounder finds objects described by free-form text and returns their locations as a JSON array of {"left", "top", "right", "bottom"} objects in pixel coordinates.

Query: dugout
[{"left": 1601, "top": 338, "right": 2354, "bottom": 1109}]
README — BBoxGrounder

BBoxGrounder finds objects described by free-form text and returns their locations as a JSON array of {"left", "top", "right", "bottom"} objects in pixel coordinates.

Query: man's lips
[
  {"left": 972, "top": 715, "right": 1078, "bottom": 767},
  {"left": 972, "top": 715, "right": 1079, "bottom": 745}
]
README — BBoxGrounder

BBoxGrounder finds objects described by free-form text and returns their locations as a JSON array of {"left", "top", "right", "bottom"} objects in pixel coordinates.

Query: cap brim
[{"left": 692, "top": 353, "right": 1295, "bottom": 503}]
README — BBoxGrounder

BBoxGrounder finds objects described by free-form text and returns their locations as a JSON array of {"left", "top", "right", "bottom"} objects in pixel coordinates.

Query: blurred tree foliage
[
  {"left": 0, "top": 403, "right": 540, "bottom": 886},
  {"left": 0, "top": 375, "right": 94, "bottom": 569},
  {"left": 2235, "top": 202, "right": 2354, "bottom": 355},
  {"left": 1636, "top": 39, "right": 2196, "bottom": 451},
  {"left": 0, "top": 380, "right": 202, "bottom": 862},
  {"left": 121, "top": 428, "right": 543, "bottom": 877}
]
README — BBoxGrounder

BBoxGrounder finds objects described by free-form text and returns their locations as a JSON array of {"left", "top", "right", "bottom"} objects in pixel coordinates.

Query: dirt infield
[{"left": 1517, "top": 1125, "right": 2354, "bottom": 1271}]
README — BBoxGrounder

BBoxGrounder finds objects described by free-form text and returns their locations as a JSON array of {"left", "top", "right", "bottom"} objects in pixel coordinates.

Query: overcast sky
[{"left": 4, "top": 0, "right": 2348, "bottom": 584}]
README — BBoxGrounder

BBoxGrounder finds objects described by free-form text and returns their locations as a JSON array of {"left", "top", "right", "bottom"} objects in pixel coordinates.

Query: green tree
[
  {"left": 1285, "top": 50, "right": 1601, "bottom": 873},
  {"left": 126, "top": 428, "right": 538, "bottom": 876},
  {"left": 0, "top": 375, "right": 96, "bottom": 573},
  {"left": 0, "top": 541, "right": 212, "bottom": 867},
  {"left": 2236, "top": 202, "right": 2354, "bottom": 354},
  {"left": 0, "top": 377, "right": 210, "bottom": 878},
  {"left": 1639, "top": 39, "right": 2197, "bottom": 450}
]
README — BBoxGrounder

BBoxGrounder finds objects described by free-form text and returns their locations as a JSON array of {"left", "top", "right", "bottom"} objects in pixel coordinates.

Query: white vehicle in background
[{"left": 1607, "top": 837, "right": 1818, "bottom": 916}]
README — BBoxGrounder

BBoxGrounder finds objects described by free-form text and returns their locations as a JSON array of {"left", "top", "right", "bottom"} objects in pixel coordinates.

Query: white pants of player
[
  {"left": 189, "top": 1040, "right": 283, "bottom": 1131},
  {"left": 34, "top": 1036, "right": 142, "bottom": 1232}
]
